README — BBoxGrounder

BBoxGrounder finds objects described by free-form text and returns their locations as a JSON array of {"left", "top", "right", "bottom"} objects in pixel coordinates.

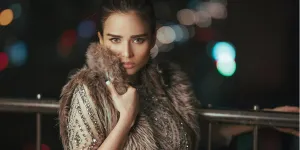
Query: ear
[{"left": 97, "top": 31, "right": 104, "bottom": 45}]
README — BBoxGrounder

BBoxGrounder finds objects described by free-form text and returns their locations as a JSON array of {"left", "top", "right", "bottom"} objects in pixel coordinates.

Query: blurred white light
[
  {"left": 206, "top": 2, "right": 227, "bottom": 19},
  {"left": 156, "top": 26, "right": 176, "bottom": 44},
  {"left": 37, "top": 94, "right": 41, "bottom": 100},
  {"left": 177, "top": 9, "right": 196, "bottom": 26},
  {"left": 155, "top": 39, "right": 163, "bottom": 48},
  {"left": 195, "top": 10, "right": 212, "bottom": 27},
  {"left": 150, "top": 44, "right": 159, "bottom": 58}
]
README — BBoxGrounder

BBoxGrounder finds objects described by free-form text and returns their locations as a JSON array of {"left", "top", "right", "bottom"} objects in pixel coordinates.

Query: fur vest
[{"left": 59, "top": 43, "right": 201, "bottom": 150}]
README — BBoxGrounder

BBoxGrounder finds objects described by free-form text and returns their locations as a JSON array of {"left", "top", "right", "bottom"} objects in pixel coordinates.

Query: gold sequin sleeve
[{"left": 67, "top": 84, "right": 104, "bottom": 150}]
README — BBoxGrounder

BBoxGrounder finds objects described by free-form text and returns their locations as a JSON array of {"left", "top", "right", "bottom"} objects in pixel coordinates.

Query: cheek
[{"left": 134, "top": 45, "right": 151, "bottom": 61}]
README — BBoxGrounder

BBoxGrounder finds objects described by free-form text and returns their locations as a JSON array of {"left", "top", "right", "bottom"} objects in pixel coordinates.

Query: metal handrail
[
  {"left": 0, "top": 98, "right": 298, "bottom": 127},
  {"left": 0, "top": 98, "right": 299, "bottom": 150},
  {"left": 0, "top": 98, "right": 59, "bottom": 113}
]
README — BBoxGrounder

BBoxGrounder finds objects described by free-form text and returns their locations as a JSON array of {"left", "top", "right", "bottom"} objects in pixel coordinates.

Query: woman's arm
[
  {"left": 66, "top": 84, "right": 136, "bottom": 150},
  {"left": 97, "top": 115, "right": 133, "bottom": 150},
  {"left": 98, "top": 80, "right": 139, "bottom": 149}
]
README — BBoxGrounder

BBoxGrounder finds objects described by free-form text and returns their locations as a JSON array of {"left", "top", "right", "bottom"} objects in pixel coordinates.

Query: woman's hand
[
  {"left": 264, "top": 106, "right": 299, "bottom": 136},
  {"left": 106, "top": 80, "right": 139, "bottom": 127}
]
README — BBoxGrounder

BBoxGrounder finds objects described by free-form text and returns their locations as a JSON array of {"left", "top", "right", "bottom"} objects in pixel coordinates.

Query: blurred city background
[{"left": 0, "top": 0, "right": 298, "bottom": 149}]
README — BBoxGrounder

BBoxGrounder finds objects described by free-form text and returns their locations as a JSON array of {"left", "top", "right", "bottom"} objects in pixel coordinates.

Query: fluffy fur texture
[{"left": 59, "top": 42, "right": 201, "bottom": 149}]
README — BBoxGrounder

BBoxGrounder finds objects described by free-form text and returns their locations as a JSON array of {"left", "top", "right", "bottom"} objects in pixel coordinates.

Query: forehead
[{"left": 103, "top": 11, "right": 150, "bottom": 36}]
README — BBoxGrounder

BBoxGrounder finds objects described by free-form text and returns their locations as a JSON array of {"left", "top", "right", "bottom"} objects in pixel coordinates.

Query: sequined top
[{"left": 66, "top": 84, "right": 195, "bottom": 150}]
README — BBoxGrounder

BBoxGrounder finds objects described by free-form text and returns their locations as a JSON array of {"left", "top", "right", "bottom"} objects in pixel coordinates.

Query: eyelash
[
  {"left": 109, "top": 38, "right": 121, "bottom": 43},
  {"left": 109, "top": 38, "right": 146, "bottom": 44},
  {"left": 133, "top": 38, "right": 145, "bottom": 44}
]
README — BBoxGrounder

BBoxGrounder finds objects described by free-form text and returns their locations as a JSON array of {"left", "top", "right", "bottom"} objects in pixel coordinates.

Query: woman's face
[{"left": 100, "top": 11, "right": 155, "bottom": 75}]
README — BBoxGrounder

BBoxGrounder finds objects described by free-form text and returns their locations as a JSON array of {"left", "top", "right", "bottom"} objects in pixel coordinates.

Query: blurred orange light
[{"left": 0, "top": 9, "right": 14, "bottom": 26}]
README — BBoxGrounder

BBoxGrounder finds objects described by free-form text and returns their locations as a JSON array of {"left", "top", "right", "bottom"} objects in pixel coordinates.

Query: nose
[{"left": 122, "top": 42, "right": 134, "bottom": 58}]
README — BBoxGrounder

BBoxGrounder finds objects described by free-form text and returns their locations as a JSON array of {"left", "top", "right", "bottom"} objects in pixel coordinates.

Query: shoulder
[
  {"left": 59, "top": 66, "right": 106, "bottom": 122},
  {"left": 155, "top": 60, "right": 189, "bottom": 87}
]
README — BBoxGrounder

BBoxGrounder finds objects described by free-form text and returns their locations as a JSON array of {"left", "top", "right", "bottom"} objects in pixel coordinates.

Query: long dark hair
[{"left": 98, "top": 0, "right": 156, "bottom": 35}]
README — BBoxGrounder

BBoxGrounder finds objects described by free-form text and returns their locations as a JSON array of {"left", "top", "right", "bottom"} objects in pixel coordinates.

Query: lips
[{"left": 122, "top": 62, "right": 135, "bottom": 69}]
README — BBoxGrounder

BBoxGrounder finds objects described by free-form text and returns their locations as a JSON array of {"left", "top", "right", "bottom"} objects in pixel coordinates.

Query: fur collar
[{"left": 59, "top": 42, "right": 200, "bottom": 149}]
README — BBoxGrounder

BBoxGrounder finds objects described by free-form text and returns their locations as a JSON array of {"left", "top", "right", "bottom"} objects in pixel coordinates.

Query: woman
[
  {"left": 59, "top": 0, "right": 201, "bottom": 149},
  {"left": 58, "top": 0, "right": 299, "bottom": 150}
]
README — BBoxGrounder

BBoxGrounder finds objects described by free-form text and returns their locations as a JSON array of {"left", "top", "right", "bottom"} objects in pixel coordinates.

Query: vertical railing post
[
  {"left": 36, "top": 94, "right": 42, "bottom": 150},
  {"left": 208, "top": 122, "right": 212, "bottom": 150},
  {"left": 253, "top": 105, "right": 259, "bottom": 150},
  {"left": 207, "top": 104, "right": 212, "bottom": 150}
]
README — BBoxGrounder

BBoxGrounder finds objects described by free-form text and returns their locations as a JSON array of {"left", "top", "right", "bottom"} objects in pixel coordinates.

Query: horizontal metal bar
[
  {"left": 0, "top": 98, "right": 59, "bottom": 113},
  {"left": 199, "top": 109, "right": 299, "bottom": 128},
  {"left": 0, "top": 98, "right": 298, "bottom": 128}
]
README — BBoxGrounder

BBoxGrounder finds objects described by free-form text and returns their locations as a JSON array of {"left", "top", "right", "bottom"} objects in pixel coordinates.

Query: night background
[{"left": 0, "top": 0, "right": 298, "bottom": 149}]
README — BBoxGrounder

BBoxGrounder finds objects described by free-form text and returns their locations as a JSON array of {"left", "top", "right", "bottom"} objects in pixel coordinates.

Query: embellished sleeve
[
  {"left": 159, "top": 62, "right": 201, "bottom": 149},
  {"left": 66, "top": 84, "right": 104, "bottom": 150}
]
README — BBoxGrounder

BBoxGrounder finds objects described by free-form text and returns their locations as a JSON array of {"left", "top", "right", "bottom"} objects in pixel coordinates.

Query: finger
[
  {"left": 276, "top": 106, "right": 299, "bottom": 113},
  {"left": 277, "top": 128, "right": 300, "bottom": 137},
  {"left": 127, "top": 85, "right": 136, "bottom": 92},
  {"left": 106, "top": 80, "right": 119, "bottom": 98},
  {"left": 284, "top": 106, "right": 300, "bottom": 113}
]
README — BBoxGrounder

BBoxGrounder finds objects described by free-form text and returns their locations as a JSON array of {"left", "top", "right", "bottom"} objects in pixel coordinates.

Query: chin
[{"left": 126, "top": 69, "right": 137, "bottom": 75}]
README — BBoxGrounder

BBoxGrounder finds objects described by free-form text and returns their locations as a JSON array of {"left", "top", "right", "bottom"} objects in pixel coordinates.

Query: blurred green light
[{"left": 216, "top": 58, "right": 236, "bottom": 77}]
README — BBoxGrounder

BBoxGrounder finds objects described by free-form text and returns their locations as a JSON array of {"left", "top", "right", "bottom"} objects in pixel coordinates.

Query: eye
[
  {"left": 109, "top": 38, "right": 121, "bottom": 43},
  {"left": 133, "top": 38, "right": 145, "bottom": 44}
]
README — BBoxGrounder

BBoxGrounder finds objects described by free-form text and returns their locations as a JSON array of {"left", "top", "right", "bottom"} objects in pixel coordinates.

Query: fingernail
[{"left": 106, "top": 80, "right": 110, "bottom": 85}]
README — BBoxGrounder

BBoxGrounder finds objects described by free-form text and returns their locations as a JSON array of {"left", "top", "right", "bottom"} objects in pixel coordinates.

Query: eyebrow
[{"left": 106, "top": 33, "right": 148, "bottom": 38}]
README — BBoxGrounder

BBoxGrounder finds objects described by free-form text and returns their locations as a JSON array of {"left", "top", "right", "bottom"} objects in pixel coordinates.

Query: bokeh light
[
  {"left": 0, "top": 9, "right": 14, "bottom": 26},
  {"left": 187, "top": 26, "right": 196, "bottom": 38},
  {"left": 177, "top": 9, "right": 196, "bottom": 26},
  {"left": 61, "top": 30, "right": 77, "bottom": 48},
  {"left": 5, "top": 41, "right": 28, "bottom": 67},
  {"left": 212, "top": 42, "right": 236, "bottom": 61},
  {"left": 150, "top": 44, "right": 159, "bottom": 58},
  {"left": 170, "top": 25, "right": 189, "bottom": 42},
  {"left": 77, "top": 20, "right": 96, "bottom": 38},
  {"left": 216, "top": 58, "right": 236, "bottom": 77},
  {"left": 9, "top": 3, "right": 22, "bottom": 19},
  {"left": 212, "top": 42, "right": 237, "bottom": 76},
  {"left": 195, "top": 10, "right": 212, "bottom": 27},
  {"left": 156, "top": 26, "right": 176, "bottom": 44},
  {"left": 0, "top": 52, "right": 9, "bottom": 71},
  {"left": 206, "top": 2, "right": 227, "bottom": 19},
  {"left": 58, "top": 29, "right": 77, "bottom": 57}
]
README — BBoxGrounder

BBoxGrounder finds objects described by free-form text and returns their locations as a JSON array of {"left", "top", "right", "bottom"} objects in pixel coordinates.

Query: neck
[{"left": 128, "top": 71, "right": 141, "bottom": 86}]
